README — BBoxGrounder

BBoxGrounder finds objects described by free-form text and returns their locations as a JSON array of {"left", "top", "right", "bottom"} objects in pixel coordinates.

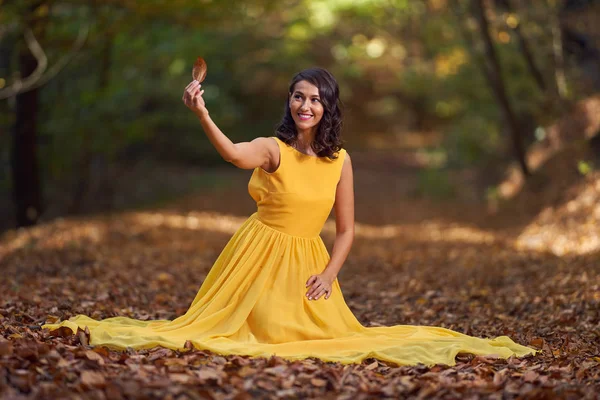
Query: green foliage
[
  {"left": 445, "top": 115, "right": 501, "bottom": 167},
  {"left": 577, "top": 160, "right": 594, "bottom": 176},
  {"left": 417, "top": 166, "right": 455, "bottom": 199},
  {"left": 1, "top": 0, "right": 588, "bottom": 212}
]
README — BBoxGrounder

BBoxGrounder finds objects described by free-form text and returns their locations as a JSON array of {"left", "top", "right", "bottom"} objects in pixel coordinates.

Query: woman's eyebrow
[{"left": 294, "top": 90, "right": 320, "bottom": 98}]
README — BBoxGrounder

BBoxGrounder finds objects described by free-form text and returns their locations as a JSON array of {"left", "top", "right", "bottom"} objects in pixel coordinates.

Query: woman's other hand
[
  {"left": 305, "top": 273, "right": 335, "bottom": 300},
  {"left": 182, "top": 80, "right": 207, "bottom": 117}
]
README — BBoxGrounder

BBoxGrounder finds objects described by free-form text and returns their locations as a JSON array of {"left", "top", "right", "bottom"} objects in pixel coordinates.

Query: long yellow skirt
[{"left": 42, "top": 213, "right": 539, "bottom": 366}]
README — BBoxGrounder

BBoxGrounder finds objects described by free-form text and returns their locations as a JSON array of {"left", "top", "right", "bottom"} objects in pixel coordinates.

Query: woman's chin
[{"left": 293, "top": 121, "right": 318, "bottom": 131}]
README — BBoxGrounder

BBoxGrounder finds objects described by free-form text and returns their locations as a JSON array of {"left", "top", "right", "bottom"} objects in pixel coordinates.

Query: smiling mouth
[{"left": 298, "top": 113, "right": 313, "bottom": 120}]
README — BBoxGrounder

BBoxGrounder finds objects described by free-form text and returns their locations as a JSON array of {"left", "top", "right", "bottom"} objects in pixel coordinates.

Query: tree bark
[
  {"left": 11, "top": 3, "right": 46, "bottom": 227},
  {"left": 473, "top": 0, "right": 530, "bottom": 176},
  {"left": 545, "top": 0, "right": 570, "bottom": 100}
]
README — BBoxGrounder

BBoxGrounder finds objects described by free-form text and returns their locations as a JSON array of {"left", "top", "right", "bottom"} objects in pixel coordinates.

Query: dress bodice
[{"left": 248, "top": 136, "right": 347, "bottom": 238}]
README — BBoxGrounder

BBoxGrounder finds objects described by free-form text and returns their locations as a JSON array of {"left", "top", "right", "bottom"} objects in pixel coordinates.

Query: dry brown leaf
[
  {"left": 523, "top": 370, "right": 539, "bottom": 382},
  {"left": 169, "top": 373, "right": 194, "bottom": 384},
  {"left": 0, "top": 341, "right": 13, "bottom": 356},
  {"left": 493, "top": 369, "right": 508, "bottom": 387},
  {"left": 192, "top": 57, "right": 207, "bottom": 83},
  {"left": 197, "top": 368, "right": 220, "bottom": 381},
  {"left": 77, "top": 328, "right": 89, "bottom": 346},
  {"left": 84, "top": 349, "right": 105, "bottom": 365},
  {"left": 80, "top": 370, "right": 106, "bottom": 388},
  {"left": 237, "top": 365, "right": 257, "bottom": 377},
  {"left": 365, "top": 360, "right": 379, "bottom": 370},
  {"left": 529, "top": 338, "right": 544, "bottom": 348},
  {"left": 256, "top": 380, "right": 276, "bottom": 390},
  {"left": 310, "top": 377, "right": 328, "bottom": 387},
  {"left": 264, "top": 365, "right": 287, "bottom": 376}
]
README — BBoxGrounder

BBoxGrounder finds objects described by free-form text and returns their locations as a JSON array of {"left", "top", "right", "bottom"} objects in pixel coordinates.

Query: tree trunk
[
  {"left": 11, "top": 3, "right": 46, "bottom": 227},
  {"left": 473, "top": 0, "right": 530, "bottom": 176},
  {"left": 547, "top": 0, "right": 569, "bottom": 100}
]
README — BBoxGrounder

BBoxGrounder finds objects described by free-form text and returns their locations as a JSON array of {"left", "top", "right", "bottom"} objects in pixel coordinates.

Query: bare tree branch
[
  {"left": 501, "top": 0, "right": 548, "bottom": 93},
  {"left": 0, "top": 23, "right": 89, "bottom": 100}
]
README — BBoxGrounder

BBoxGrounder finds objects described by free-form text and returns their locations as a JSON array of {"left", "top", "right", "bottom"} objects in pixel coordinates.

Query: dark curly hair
[{"left": 275, "top": 67, "right": 344, "bottom": 160}]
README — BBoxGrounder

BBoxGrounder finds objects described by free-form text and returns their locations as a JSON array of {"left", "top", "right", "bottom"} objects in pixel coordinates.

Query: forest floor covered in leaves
[{"left": 1, "top": 149, "right": 599, "bottom": 399}]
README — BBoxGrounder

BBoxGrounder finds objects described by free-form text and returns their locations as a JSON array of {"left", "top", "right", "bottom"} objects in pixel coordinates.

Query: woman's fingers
[
  {"left": 309, "top": 280, "right": 322, "bottom": 292},
  {"left": 314, "top": 288, "right": 326, "bottom": 300},
  {"left": 189, "top": 84, "right": 201, "bottom": 97},
  {"left": 184, "top": 82, "right": 200, "bottom": 98},
  {"left": 307, "top": 282, "right": 324, "bottom": 299},
  {"left": 306, "top": 275, "right": 333, "bottom": 300},
  {"left": 192, "top": 91, "right": 205, "bottom": 107},
  {"left": 183, "top": 81, "right": 198, "bottom": 96},
  {"left": 311, "top": 287, "right": 330, "bottom": 300},
  {"left": 183, "top": 82, "right": 206, "bottom": 111},
  {"left": 185, "top": 80, "right": 198, "bottom": 90}
]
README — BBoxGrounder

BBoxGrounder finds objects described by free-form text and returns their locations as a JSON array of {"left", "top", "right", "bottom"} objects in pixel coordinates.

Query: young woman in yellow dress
[{"left": 43, "top": 68, "right": 538, "bottom": 366}]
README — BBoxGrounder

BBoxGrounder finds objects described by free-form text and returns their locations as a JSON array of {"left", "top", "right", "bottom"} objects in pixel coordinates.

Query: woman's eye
[
  {"left": 312, "top": 98, "right": 320, "bottom": 103},
  {"left": 294, "top": 94, "right": 302, "bottom": 100}
]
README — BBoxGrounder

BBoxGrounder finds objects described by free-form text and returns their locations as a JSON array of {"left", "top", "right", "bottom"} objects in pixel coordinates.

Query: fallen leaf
[
  {"left": 529, "top": 338, "right": 544, "bottom": 348},
  {"left": 197, "top": 368, "right": 220, "bottom": 381},
  {"left": 523, "top": 370, "right": 539, "bottom": 382},
  {"left": 310, "top": 378, "right": 328, "bottom": 387},
  {"left": 192, "top": 57, "right": 207, "bottom": 83},
  {"left": 80, "top": 370, "right": 106, "bottom": 388},
  {"left": 365, "top": 361, "right": 378, "bottom": 370},
  {"left": 0, "top": 341, "right": 13, "bottom": 356},
  {"left": 84, "top": 349, "right": 105, "bottom": 365}
]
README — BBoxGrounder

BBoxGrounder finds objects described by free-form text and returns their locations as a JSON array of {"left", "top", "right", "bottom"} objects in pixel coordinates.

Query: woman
[{"left": 43, "top": 68, "right": 538, "bottom": 366}]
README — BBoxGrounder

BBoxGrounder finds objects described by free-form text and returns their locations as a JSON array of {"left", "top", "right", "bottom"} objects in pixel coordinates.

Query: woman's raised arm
[{"left": 182, "top": 80, "right": 277, "bottom": 170}]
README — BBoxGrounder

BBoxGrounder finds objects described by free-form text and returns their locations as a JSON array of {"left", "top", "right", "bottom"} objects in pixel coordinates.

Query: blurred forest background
[
  {"left": 1, "top": 0, "right": 599, "bottom": 232},
  {"left": 1, "top": 2, "right": 600, "bottom": 397}
]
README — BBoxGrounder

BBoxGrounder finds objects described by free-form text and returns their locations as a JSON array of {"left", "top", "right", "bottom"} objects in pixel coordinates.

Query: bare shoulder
[
  {"left": 342, "top": 150, "right": 351, "bottom": 166},
  {"left": 338, "top": 150, "right": 353, "bottom": 185},
  {"left": 253, "top": 136, "right": 280, "bottom": 171},
  {"left": 248, "top": 136, "right": 279, "bottom": 157}
]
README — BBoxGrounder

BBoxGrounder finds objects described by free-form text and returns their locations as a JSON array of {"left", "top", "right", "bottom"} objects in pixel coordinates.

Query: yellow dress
[{"left": 42, "top": 136, "right": 538, "bottom": 366}]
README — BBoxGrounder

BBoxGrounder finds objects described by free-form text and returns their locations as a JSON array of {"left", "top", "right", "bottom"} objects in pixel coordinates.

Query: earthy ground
[{"left": 1, "top": 149, "right": 599, "bottom": 399}]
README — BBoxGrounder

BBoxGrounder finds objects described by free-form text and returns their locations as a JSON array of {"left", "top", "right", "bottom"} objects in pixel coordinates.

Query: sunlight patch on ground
[
  {"left": 515, "top": 178, "right": 600, "bottom": 256},
  {"left": 132, "top": 211, "right": 498, "bottom": 245},
  {"left": 516, "top": 226, "right": 600, "bottom": 256},
  {"left": 0, "top": 220, "right": 106, "bottom": 261},
  {"left": 324, "top": 220, "right": 497, "bottom": 244},
  {"left": 131, "top": 212, "right": 248, "bottom": 235}
]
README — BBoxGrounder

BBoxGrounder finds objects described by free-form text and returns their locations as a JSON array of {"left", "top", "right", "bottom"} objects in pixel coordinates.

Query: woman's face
[{"left": 289, "top": 80, "right": 324, "bottom": 133}]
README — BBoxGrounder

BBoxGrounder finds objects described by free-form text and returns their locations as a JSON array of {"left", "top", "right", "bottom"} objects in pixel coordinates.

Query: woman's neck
[{"left": 295, "top": 129, "right": 316, "bottom": 149}]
